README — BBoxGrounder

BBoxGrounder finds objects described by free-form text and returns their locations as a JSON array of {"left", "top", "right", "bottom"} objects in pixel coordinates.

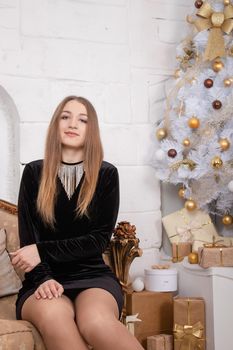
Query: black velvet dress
[{"left": 16, "top": 159, "right": 123, "bottom": 319}]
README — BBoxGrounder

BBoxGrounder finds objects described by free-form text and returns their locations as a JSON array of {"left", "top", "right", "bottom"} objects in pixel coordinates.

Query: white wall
[{"left": 0, "top": 0, "right": 192, "bottom": 279}]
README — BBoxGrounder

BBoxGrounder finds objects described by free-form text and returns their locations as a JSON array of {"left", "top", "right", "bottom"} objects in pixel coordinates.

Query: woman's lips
[{"left": 64, "top": 132, "right": 79, "bottom": 137}]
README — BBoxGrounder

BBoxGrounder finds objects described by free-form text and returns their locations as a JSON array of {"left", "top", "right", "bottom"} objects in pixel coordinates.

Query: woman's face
[{"left": 59, "top": 100, "right": 88, "bottom": 151}]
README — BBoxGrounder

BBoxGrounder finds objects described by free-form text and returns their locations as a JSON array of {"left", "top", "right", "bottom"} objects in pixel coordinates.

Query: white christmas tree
[{"left": 154, "top": 0, "right": 233, "bottom": 235}]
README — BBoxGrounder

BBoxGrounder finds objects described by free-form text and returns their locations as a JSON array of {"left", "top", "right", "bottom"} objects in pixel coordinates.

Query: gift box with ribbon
[
  {"left": 198, "top": 237, "right": 233, "bottom": 268},
  {"left": 126, "top": 291, "right": 173, "bottom": 349},
  {"left": 173, "top": 297, "right": 205, "bottom": 350},
  {"left": 147, "top": 334, "right": 173, "bottom": 350},
  {"left": 162, "top": 209, "right": 231, "bottom": 252},
  {"left": 172, "top": 242, "right": 192, "bottom": 263}
]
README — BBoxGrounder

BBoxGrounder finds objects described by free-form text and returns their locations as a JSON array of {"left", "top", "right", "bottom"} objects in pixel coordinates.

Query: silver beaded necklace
[{"left": 58, "top": 162, "right": 84, "bottom": 200}]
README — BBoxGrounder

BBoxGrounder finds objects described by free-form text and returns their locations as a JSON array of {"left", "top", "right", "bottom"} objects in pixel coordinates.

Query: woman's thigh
[
  {"left": 74, "top": 288, "right": 119, "bottom": 336},
  {"left": 22, "top": 293, "right": 75, "bottom": 331}
]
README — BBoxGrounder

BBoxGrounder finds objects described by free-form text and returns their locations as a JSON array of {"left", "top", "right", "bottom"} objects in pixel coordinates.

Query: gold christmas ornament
[
  {"left": 224, "top": 0, "right": 230, "bottom": 5},
  {"left": 211, "top": 156, "right": 223, "bottom": 169},
  {"left": 212, "top": 60, "right": 224, "bottom": 72},
  {"left": 224, "top": 78, "right": 232, "bottom": 87},
  {"left": 188, "top": 252, "right": 199, "bottom": 264},
  {"left": 188, "top": 117, "right": 200, "bottom": 129},
  {"left": 156, "top": 128, "right": 167, "bottom": 140},
  {"left": 178, "top": 187, "right": 185, "bottom": 198},
  {"left": 219, "top": 138, "right": 230, "bottom": 151},
  {"left": 183, "top": 138, "right": 191, "bottom": 147},
  {"left": 222, "top": 214, "right": 233, "bottom": 226},
  {"left": 184, "top": 199, "right": 197, "bottom": 211}
]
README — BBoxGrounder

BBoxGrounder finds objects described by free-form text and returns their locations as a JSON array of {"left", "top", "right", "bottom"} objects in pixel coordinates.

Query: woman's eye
[
  {"left": 80, "top": 118, "right": 88, "bottom": 124},
  {"left": 61, "top": 115, "right": 69, "bottom": 120}
]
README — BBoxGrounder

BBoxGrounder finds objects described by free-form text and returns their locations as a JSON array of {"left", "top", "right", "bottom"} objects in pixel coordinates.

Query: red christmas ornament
[
  {"left": 204, "top": 78, "right": 213, "bottom": 88},
  {"left": 195, "top": 0, "right": 203, "bottom": 8},
  {"left": 212, "top": 100, "right": 222, "bottom": 109},
  {"left": 168, "top": 149, "right": 177, "bottom": 158}
]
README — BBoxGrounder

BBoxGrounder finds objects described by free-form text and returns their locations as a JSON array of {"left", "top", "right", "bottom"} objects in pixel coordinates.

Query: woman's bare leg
[
  {"left": 22, "top": 294, "right": 89, "bottom": 350},
  {"left": 75, "top": 288, "right": 144, "bottom": 350}
]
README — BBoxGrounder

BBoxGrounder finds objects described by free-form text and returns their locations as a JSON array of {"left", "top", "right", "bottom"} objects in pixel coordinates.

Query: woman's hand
[
  {"left": 10, "top": 244, "right": 41, "bottom": 272},
  {"left": 35, "top": 279, "right": 64, "bottom": 300}
]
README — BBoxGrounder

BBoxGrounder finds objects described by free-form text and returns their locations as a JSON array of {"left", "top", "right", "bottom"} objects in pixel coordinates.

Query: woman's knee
[
  {"left": 77, "top": 312, "right": 118, "bottom": 342},
  {"left": 22, "top": 295, "right": 75, "bottom": 333}
]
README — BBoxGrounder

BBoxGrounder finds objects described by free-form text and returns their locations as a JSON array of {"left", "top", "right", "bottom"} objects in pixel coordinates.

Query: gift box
[
  {"left": 144, "top": 268, "right": 177, "bottom": 292},
  {"left": 173, "top": 297, "right": 205, "bottom": 350},
  {"left": 162, "top": 208, "right": 231, "bottom": 251},
  {"left": 147, "top": 334, "right": 173, "bottom": 350},
  {"left": 126, "top": 291, "right": 173, "bottom": 349},
  {"left": 172, "top": 242, "right": 192, "bottom": 262},
  {"left": 198, "top": 245, "right": 233, "bottom": 268}
]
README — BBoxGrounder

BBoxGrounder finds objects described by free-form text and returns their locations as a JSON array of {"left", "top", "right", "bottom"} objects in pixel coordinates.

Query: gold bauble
[
  {"left": 188, "top": 252, "right": 199, "bottom": 264},
  {"left": 185, "top": 199, "right": 197, "bottom": 211},
  {"left": 212, "top": 60, "right": 224, "bottom": 72},
  {"left": 183, "top": 138, "right": 191, "bottom": 147},
  {"left": 156, "top": 128, "right": 167, "bottom": 141},
  {"left": 224, "top": 0, "right": 230, "bottom": 5},
  {"left": 178, "top": 187, "right": 185, "bottom": 198},
  {"left": 222, "top": 214, "right": 233, "bottom": 226},
  {"left": 188, "top": 117, "right": 200, "bottom": 129},
  {"left": 211, "top": 156, "right": 223, "bottom": 169},
  {"left": 219, "top": 138, "right": 230, "bottom": 151},
  {"left": 224, "top": 78, "right": 231, "bottom": 87}
]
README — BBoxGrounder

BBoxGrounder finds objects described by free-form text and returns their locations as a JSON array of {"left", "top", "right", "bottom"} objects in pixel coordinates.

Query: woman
[{"left": 11, "top": 96, "right": 144, "bottom": 350}]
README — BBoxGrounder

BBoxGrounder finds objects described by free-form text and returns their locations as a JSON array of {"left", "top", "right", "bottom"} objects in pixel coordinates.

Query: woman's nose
[{"left": 69, "top": 117, "right": 78, "bottom": 129}]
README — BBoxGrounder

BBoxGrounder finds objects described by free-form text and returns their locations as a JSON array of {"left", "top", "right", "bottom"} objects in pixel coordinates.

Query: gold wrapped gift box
[
  {"left": 198, "top": 246, "right": 233, "bottom": 268},
  {"left": 147, "top": 334, "right": 173, "bottom": 350},
  {"left": 173, "top": 297, "right": 205, "bottom": 350},
  {"left": 126, "top": 291, "right": 173, "bottom": 349},
  {"left": 172, "top": 242, "right": 192, "bottom": 263}
]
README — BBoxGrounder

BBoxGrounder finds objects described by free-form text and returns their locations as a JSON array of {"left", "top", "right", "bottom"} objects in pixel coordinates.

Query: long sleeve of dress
[
  {"left": 18, "top": 163, "right": 53, "bottom": 286},
  {"left": 36, "top": 166, "right": 119, "bottom": 264}
]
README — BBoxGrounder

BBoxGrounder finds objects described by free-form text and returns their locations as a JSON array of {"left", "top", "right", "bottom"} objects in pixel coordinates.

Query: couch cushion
[
  {"left": 0, "top": 228, "right": 22, "bottom": 297},
  {"left": 0, "top": 294, "right": 17, "bottom": 320},
  {"left": 0, "top": 319, "right": 34, "bottom": 350}
]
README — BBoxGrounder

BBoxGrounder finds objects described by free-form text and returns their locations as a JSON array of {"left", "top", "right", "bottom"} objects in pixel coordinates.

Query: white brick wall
[{"left": 0, "top": 0, "right": 193, "bottom": 279}]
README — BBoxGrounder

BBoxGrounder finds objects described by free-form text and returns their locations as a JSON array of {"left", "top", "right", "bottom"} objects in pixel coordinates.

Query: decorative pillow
[{"left": 0, "top": 228, "right": 22, "bottom": 297}]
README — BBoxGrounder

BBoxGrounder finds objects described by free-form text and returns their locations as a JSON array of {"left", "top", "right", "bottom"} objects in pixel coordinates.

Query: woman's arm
[
  {"left": 15, "top": 162, "right": 54, "bottom": 285},
  {"left": 36, "top": 166, "right": 119, "bottom": 264}
]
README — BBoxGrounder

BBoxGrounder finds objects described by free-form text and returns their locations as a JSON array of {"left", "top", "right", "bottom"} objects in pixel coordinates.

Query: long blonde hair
[{"left": 37, "top": 96, "right": 103, "bottom": 226}]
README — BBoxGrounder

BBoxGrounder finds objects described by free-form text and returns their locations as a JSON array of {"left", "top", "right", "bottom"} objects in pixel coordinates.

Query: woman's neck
[{"left": 61, "top": 148, "right": 84, "bottom": 164}]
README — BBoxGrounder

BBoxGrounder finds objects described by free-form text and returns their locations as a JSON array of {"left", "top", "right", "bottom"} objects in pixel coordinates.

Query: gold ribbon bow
[
  {"left": 176, "top": 220, "right": 205, "bottom": 242},
  {"left": 194, "top": 2, "right": 233, "bottom": 60},
  {"left": 174, "top": 321, "right": 204, "bottom": 350},
  {"left": 203, "top": 235, "right": 226, "bottom": 248}
]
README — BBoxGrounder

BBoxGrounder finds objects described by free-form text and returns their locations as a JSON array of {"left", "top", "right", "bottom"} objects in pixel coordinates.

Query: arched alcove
[{"left": 0, "top": 86, "right": 20, "bottom": 204}]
